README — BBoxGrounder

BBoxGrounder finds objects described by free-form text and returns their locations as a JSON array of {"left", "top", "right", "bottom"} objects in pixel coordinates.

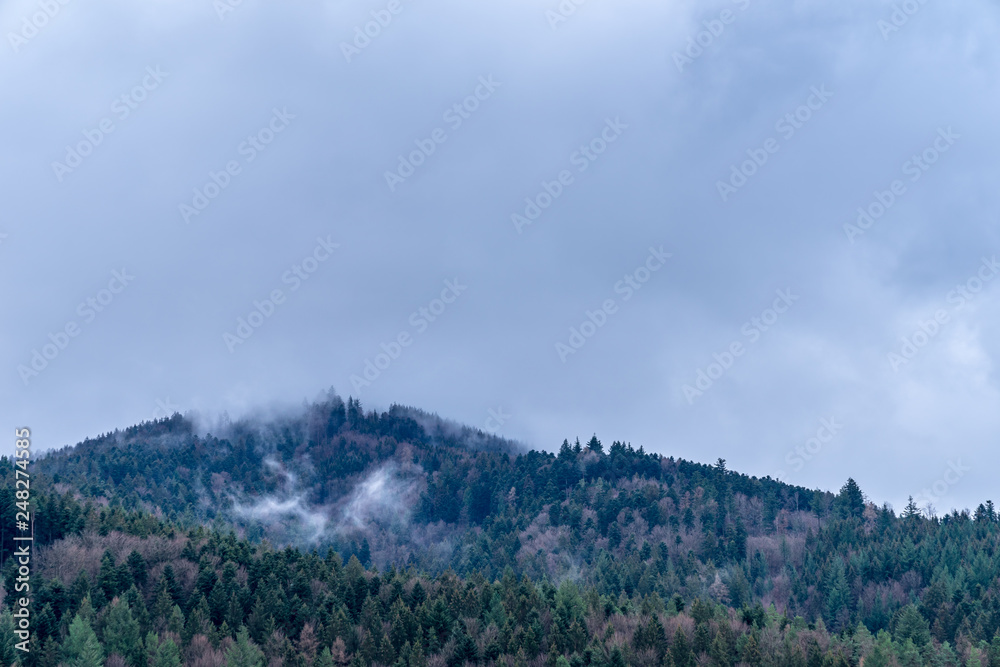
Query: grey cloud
[{"left": 2, "top": 0, "right": 1000, "bottom": 514}]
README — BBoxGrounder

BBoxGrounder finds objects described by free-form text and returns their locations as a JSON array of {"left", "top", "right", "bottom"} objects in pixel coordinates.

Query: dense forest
[{"left": 4, "top": 392, "right": 1000, "bottom": 666}]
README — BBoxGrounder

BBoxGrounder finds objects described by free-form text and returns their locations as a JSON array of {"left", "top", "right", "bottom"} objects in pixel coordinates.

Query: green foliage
[
  {"left": 894, "top": 605, "right": 931, "bottom": 647},
  {"left": 152, "top": 636, "right": 182, "bottom": 667},
  {"left": 835, "top": 478, "right": 866, "bottom": 519},
  {"left": 226, "top": 627, "right": 264, "bottom": 667},
  {"left": 64, "top": 612, "right": 103, "bottom": 666},
  {"left": 14, "top": 395, "right": 1000, "bottom": 667},
  {"left": 0, "top": 610, "right": 18, "bottom": 666},
  {"left": 103, "top": 597, "right": 142, "bottom": 666}
]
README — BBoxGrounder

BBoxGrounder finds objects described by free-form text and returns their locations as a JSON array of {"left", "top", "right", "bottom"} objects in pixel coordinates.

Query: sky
[{"left": 2, "top": 0, "right": 999, "bottom": 515}]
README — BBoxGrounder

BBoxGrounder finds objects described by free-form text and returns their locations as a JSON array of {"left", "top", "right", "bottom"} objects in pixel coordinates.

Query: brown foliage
[{"left": 185, "top": 634, "right": 226, "bottom": 667}]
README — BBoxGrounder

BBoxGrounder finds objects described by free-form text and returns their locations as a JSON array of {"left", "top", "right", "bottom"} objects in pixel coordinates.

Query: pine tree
[
  {"left": 408, "top": 635, "right": 427, "bottom": 667},
  {"left": 225, "top": 592, "right": 244, "bottom": 630},
  {"left": 127, "top": 550, "right": 148, "bottom": 588},
  {"left": 0, "top": 610, "right": 16, "bottom": 666},
  {"left": 450, "top": 622, "right": 477, "bottom": 666},
  {"left": 835, "top": 479, "right": 866, "bottom": 519},
  {"left": 76, "top": 632, "right": 106, "bottom": 667},
  {"left": 694, "top": 622, "right": 711, "bottom": 654},
  {"left": 315, "top": 646, "right": 336, "bottom": 667},
  {"left": 742, "top": 634, "right": 762, "bottom": 666},
  {"left": 226, "top": 627, "right": 265, "bottom": 667},
  {"left": 359, "top": 538, "right": 372, "bottom": 567},
  {"left": 358, "top": 629, "right": 378, "bottom": 664},
  {"left": 410, "top": 581, "right": 427, "bottom": 608},
  {"left": 710, "top": 630, "right": 733, "bottom": 667},
  {"left": 99, "top": 550, "right": 120, "bottom": 601},
  {"left": 671, "top": 627, "right": 694, "bottom": 667},
  {"left": 117, "top": 590, "right": 146, "bottom": 636},
  {"left": 824, "top": 558, "right": 851, "bottom": 630},
  {"left": 894, "top": 605, "right": 930, "bottom": 647},
  {"left": 897, "top": 639, "right": 921, "bottom": 667},
  {"left": 152, "top": 636, "right": 182, "bottom": 667},
  {"left": 378, "top": 631, "right": 396, "bottom": 665},
  {"left": 151, "top": 585, "right": 174, "bottom": 633},
  {"left": 40, "top": 636, "right": 61, "bottom": 667},
  {"left": 864, "top": 631, "right": 893, "bottom": 667},
  {"left": 990, "top": 633, "right": 1000, "bottom": 667},
  {"left": 103, "top": 598, "right": 141, "bottom": 666},
  {"left": 64, "top": 612, "right": 103, "bottom": 666},
  {"left": 77, "top": 595, "right": 97, "bottom": 624},
  {"left": 166, "top": 605, "right": 184, "bottom": 636}
]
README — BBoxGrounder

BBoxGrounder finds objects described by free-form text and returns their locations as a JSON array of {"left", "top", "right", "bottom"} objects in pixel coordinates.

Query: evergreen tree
[
  {"left": 226, "top": 628, "right": 265, "bottom": 667},
  {"left": 450, "top": 622, "right": 477, "bottom": 666},
  {"left": 671, "top": 627, "right": 694, "bottom": 667},
  {"left": 408, "top": 637, "right": 427, "bottom": 667},
  {"left": 894, "top": 605, "right": 931, "bottom": 647},
  {"left": 835, "top": 479, "right": 866, "bottom": 519},
  {"left": 103, "top": 598, "right": 141, "bottom": 666},
  {"left": 76, "top": 633, "right": 106, "bottom": 667},
  {"left": 151, "top": 637, "right": 182, "bottom": 667},
  {"left": 694, "top": 621, "right": 711, "bottom": 654},
  {"left": 710, "top": 630, "right": 733, "bottom": 667},
  {"left": 865, "top": 631, "right": 893, "bottom": 667},
  {"left": 896, "top": 639, "right": 922, "bottom": 667},
  {"left": 40, "top": 636, "right": 61, "bottom": 667},
  {"left": 0, "top": 610, "right": 16, "bottom": 667},
  {"left": 315, "top": 646, "right": 336, "bottom": 667},
  {"left": 824, "top": 558, "right": 851, "bottom": 630},
  {"left": 64, "top": 612, "right": 103, "bottom": 666},
  {"left": 742, "top": 634, "right": 762, "bottom": 666},
  {"left": 126, "top": 551, "right": 148, "bottom": 588}
]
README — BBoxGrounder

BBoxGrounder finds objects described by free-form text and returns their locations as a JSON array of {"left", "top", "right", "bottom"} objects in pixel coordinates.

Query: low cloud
[{"left": 334, "top": 461, "right": 425, "bottom": 534}]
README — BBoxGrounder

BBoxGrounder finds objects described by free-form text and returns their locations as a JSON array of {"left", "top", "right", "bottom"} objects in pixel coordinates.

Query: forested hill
[
  {"left": 5, "top": 394, "right": 1000, "bottom": 665},
  {"left": 31, "top": 392, "right": 830, "bottom": 584}
]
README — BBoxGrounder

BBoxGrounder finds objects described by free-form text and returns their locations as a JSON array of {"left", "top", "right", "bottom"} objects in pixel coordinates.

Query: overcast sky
[{"left": 2, "top": 0, "right": 998, "bottom": 514}]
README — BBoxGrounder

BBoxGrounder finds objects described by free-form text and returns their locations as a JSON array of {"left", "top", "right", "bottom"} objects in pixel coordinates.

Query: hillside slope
[{"left": 19, "top": 395, "right": 1000, "bottom": 640}]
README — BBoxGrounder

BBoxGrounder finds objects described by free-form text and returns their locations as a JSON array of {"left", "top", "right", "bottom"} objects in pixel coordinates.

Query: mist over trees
[{"left": 4, "top": 394, "right": 1000, "bottom": 666}]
